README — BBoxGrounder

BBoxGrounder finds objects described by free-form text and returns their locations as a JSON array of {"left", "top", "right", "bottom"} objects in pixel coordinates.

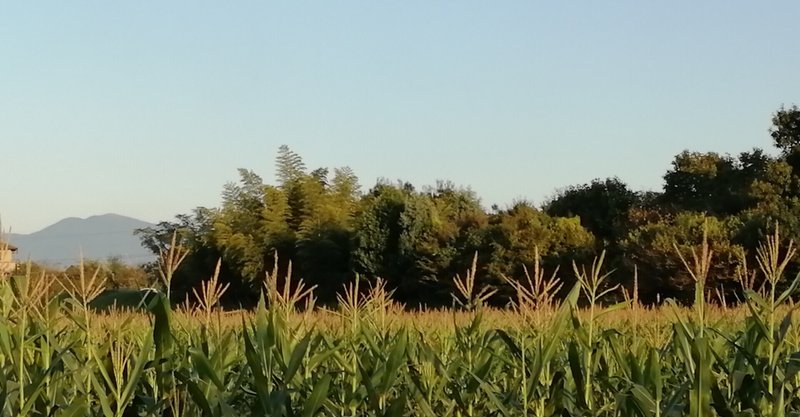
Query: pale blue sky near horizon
[{"left": 1, "top": 1, "right": 798, "bottom": 234}]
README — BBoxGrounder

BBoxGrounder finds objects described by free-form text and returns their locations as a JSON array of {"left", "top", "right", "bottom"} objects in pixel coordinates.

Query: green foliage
[
  {"left": 662, "top": 151, "right": 742, "bottom": 215},
  {"left": 352, "top": 182, "right": 448, "bottom": 303},
  {"left": 6, "top": 235, "right": 800, "bottom": 416},
  {"left": 771, "top": 105, "right": 800, "bottom": 158},
  {"left": 661, "top": 151, "right": 763, "bottom": 216},
  {"left": 135, "top": 209, "right": 225, "bottom": 304},
  {"left": 621, "top": 212, "right": 742, "bottom": 302},
  {"left": 133, "top": 106, "right": 800, "bottom": 307},
  {"left": 482, "top": 202, "right": 595, "bottom": 296},
  {"left": 545, "top": 177, "right": 639, "bottom": 244},
  {"left": 137, "top": 146, "right": 362, "bottom": 306},
  {"left": 275, "top": 144, "right": 307, "bottom": 185}
]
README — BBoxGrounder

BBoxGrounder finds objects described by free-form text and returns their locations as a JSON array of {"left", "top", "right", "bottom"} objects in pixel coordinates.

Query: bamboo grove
[{"left": 3, "top": 226, "right": 800, "bottom": 416}]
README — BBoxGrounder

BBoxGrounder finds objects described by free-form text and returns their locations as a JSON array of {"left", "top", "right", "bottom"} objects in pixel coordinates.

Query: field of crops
[{"left": 3, "top": 233, "right": 800, "bottom": 417}]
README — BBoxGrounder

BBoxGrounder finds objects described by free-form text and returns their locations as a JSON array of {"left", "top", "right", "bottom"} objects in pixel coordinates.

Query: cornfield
[{"left": 2, "top": 230, "right": 800, "bottom": 416}]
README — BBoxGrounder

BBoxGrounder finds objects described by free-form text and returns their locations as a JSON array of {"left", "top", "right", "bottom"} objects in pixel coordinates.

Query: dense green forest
[{"left": 136, "top": 105, "right": 800, "bottom": 308}]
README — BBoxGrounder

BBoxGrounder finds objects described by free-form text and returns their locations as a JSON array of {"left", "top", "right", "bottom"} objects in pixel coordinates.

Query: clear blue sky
[{"left": 2, "top": 1, "right": 798, "bottom": 233}]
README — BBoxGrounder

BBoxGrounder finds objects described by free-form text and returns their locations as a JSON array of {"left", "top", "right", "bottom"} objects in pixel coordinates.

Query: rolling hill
[{"left": 6, "top": 214, "right": 156, "bottom": 266}]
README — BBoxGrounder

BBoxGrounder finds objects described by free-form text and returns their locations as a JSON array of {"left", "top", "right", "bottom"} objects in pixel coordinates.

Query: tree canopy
[{"left": 137, "top": 105, "right": 800, "bottom": 308}]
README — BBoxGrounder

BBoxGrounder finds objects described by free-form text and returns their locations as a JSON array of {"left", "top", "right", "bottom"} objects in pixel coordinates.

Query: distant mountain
[{"left": 6, "top": 214, "right": 156, "bottom": 266}]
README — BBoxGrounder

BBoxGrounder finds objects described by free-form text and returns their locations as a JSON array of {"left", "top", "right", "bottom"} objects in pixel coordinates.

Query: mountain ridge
[{"left": 6, "top": 214, "right": 156, "bottom": 266}]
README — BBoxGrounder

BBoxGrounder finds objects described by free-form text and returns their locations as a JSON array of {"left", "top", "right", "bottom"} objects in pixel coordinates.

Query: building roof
[{"left": 0, "top": 242, "right": 17, "bottom": 251}]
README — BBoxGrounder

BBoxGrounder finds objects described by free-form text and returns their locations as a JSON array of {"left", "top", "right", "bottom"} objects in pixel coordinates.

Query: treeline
[
  {"left": 19, "top": 257, "right": 150, "bottom": 298},
  {"left": 137, "top": 105, "right": 800, "bottom": 308}
]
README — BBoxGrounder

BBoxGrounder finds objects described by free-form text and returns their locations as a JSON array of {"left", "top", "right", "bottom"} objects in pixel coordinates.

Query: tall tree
[
  {"left": 275, "top": 144, "right": 307, "bottom": 185},
  {"left": 212, "top": 169, "right": 269, "bottom": 283},
  {"left": 482, "top": 201, "right": 596, "bottom": 301},
  {"left": 545, "top": 177, "right": 638, "bottom": 245},
  {"left": 294, "top": 167, "right": 360, "bottom": 303},
  {"left": 770, "top": 105, "right": 800, "bottom": 158},
  {"left": 352, "top": 181, "right": 492, "bottom": 305},
  {"left": 135, "top": 208, "right": 236, "bottom": 305},
  {"left": 621, "top": 212, "right": 743, "bottom": 304},
  {"left": 352, "top": 183, "right": 437, "bottom": 303},
  {"left": 661, "top": 151, "right": 745, "bottom": 215}
]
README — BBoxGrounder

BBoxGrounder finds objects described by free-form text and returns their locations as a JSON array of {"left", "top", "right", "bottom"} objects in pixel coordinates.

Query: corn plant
[{"left": 3, "top": 225, "right": 800, "bottom": 416}]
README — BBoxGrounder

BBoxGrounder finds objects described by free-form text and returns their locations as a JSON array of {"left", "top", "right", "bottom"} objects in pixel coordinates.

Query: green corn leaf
[
  {"left": 383, "top": 392, "right": 406, "bottom": 417},
  {"left": 359, "top": 362, "right": 380, "bottom": 410},
  {"left": 148, "top": 293, "right": 173, "bottom": 360},
  {"left": 689, "top": 337, "right": 712, "bottom": 417},
  {"left": 786, "top": 352, "right": 800, "bottom": 381},
  {"left": 743, "top": 303, "right": 771, "bottom": 340},
  {"left": 630, "top": 384, "right": 656, "bottom": 417},
  {"left": 403, "top": 372, "right": 438, "bottom": 417},
  {"left": 119, "top": 336, "right": 153, "bottom": 411},
  {"left": 533, "top": 283, "right": 580, "bottom": 382},
  {"left": 776, "top": 310, "right": 796, "bottom": 354},
  {"left": 92, "top": 345, "right": 116, "bottom": 396},
  {"left": 744, "top": 290, "right": 769, "bottom": 311},
  {"left": 176, "top": 371, "right": 215, "bottom": 417},
  {"left": 493, "top": 329, "right": 522, "bottom": 359},
  {"left": 776, "top": 273, "right": 800, "bottom": 306},
  {"left": 465, "top": 355, "right": 494, "bottom": 393},
  {"left": 301, "top": 374, "right": 331, "bottom": 417},
  {"left": 469, "top": 370, "right": 512, "bottom": 417},
  {"left": 285, "top": 332, "right": 312, "bottom": 384},
  {"left": 59, "top": 395, "right": 90, "bottom": 417},
  {"left": 242, "top": 319, "right": 270, "bottom": 412},
  {"left": 19, "top": 357, "right": 65, "bottom": 417},
  {"left": 567, "top": 341, "right": 586, "bottom": 409},
  {"left": 627, "top": 352, "right": 643, "bottom": 384},
  {"left": 710, "top": 374, "right": 735, "bottom": 417},
  {"left": 663, "top": 381, "right": 690, "bottom": 417},
  {"left": 646, "top": 349, "right": 662, "bottom": 395},
  {"left": 607, "top": 337, "right": 632, "bottom": 380},
  {"left": 596, "top": 301, "right": 631, "bottom": 320},
  {"left": 381, "top": 328, "right": 408, "bottom": 391},
  {"left": 189, "top": 347, "right": 225, "bottom": 390},
  {"left": 90, "top": 373, "right": 115, "bottom": 417}
]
